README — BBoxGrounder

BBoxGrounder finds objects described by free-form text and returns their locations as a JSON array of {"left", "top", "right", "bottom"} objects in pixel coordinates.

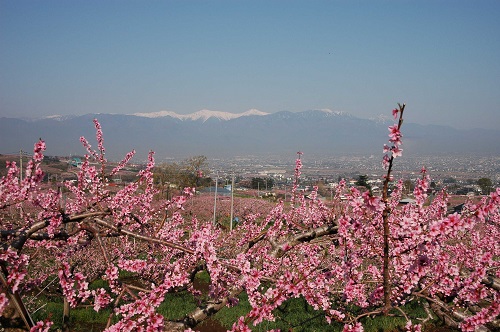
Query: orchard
[{"left": 1, "top": 104, "right": 499, "bottom": 332}]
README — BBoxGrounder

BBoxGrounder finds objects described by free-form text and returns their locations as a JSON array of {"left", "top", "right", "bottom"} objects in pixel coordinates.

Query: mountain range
[{"left": 1, "top": 109, "right": 499, "bottom": 161}]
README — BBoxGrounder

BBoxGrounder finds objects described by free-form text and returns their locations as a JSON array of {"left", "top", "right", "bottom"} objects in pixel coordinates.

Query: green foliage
[
  {"left": 30, "top": 291, "right": 198, "bottom": 331},
  {"left": 153, "top": 155, "right": 209, "bottom": 198},
  {"left": 158, "top": 291, "right": 199, "bottom": 321},
  {"left": 250, "top": 177, "right": 274, "bottom": 190},
  {"left": 214, "top": 292, "right": 251, "bottom": 328},
  {"left": 356, "top": 175, "right": 371, "bottom": 190},
  {"left": 30, "top": 298, "right": 110, "bottom": 332},
  {"left": 443, "top": 177, "right": 457, "bottom": 184},
  {"left": 361, "top": 300, "right": 446, "bottom": 332},
  {"left": 404, "top": 179, "right": 415, "bottom": 193},
  {"left": 31, "top": 299, "right": 63, "bottom": 326},
  {"left": 215, "top": 294, "right": 338, "bottom": 331},
  {"left": 69, "top": 307, "right": 110, "bottom": 331},
  {"left": 213, "top": 293, "right": 443, "bottom": 332},
  {"left": 195, "top": 270, "right": 211, "bottom": 283},
  {"left": 89, "top": 278, "right": 109, "bottom": 291},
  {"left": 477, "top": 177, "right": 493, "bottom": 194},
  {"left": 269, "top": 297, "right": 341, "bottom": 331},
  {"left": 28, "top": 280, "right": 447, "bottom": 332}
]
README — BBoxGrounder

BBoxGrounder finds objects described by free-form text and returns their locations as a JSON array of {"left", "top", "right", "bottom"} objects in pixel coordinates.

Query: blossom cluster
[
  {"left": 0, "top": 110, "right": 499, "bottom": 332},
  {"left": 382, "top": 105, "right": 405, "bottom": 169}
]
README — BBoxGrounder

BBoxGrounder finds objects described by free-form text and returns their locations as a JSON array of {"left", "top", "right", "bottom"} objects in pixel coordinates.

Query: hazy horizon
[{"left": 1, "top": 1, "right": 500, "bottom": 130}]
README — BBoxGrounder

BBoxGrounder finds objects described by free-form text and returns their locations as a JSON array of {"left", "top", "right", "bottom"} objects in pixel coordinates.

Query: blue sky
[{"left": 1, "top": 0, "right": 499, "bottom": 129}]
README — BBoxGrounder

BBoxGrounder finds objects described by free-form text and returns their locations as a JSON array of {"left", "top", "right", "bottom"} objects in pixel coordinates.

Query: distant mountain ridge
[
  {"left": 133, "top": 109, "right": 269, "bottom": 122},
  {"left": 1, "top": 110, "right": 499, "bottom": 160}
]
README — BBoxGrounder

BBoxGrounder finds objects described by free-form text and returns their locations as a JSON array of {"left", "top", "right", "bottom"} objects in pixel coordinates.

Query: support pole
[
  {"left": 213, "top": 173, "right": 218, "bottom": 226},
  {"left": 230, "top": 174, "right": 235, "bottom": 231}
]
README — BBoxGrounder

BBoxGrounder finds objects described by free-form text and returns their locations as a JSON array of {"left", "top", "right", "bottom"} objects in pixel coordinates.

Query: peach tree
[{"left": 1, "top": 105, "right": 499, "bottom": 332}]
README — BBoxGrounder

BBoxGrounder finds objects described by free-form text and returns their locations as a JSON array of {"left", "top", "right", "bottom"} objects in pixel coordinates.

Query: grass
[
  {"left": 30, "top": 295, "right": 446, "bottom": 332},
  {"left": 195, "top": 270, "right": 211, "bottom": 283},
  {"left": 30, "top": 297, "right": 111, "bottom": 331},
  {"left": 214, "top": 293, "right": 446, "bottom": 332},
  {"left": 28, "top": 273, "right": 447, "bottom": 332},
  {"left": 29, "top": 271, "right": 198, "bottom": 331},
  {"left": 158, "top": 291, "right": 199, "bottom": 321},
  {"left": 30, "top": 290, "right": 198, "bottom": 331},
  {"left": 214, "top": 293, "right": 342, "bottom": 331},
  {"left": 69, "top": 306, "right": 110, "bottom": 332}
]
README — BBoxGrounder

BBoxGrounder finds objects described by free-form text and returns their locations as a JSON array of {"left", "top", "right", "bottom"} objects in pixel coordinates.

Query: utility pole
[
  {"left": 19, "top": 149, "right": 23, "bottom": 183},
  {"left": 230, "top": 174, "right": 235, "bottom": 231},
  {"left": 213, "top": 172, "right": 218, "bottom": 226}
]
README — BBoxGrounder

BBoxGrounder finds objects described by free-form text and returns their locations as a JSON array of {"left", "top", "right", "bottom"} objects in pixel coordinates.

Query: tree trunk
[
  {"left": 62, "top": 297, "right": 70, "bottom": 332},
  {"left": 1, "top": 269, "right": 33, "bottom": 329}
]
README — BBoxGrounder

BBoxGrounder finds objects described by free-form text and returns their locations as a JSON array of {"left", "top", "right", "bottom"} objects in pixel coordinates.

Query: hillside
[{"left": 1, "top": 110, "right": 499, "bottom": 161}]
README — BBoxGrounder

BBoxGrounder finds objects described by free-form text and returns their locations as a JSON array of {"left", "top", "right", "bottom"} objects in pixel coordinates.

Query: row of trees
[
  {"left": 1, "top": 106, "right": 499, "bottom": 332},
  {"left": 478, "top": 178, "right": 494, "bottom": 194},
  {"left": 249, "top": 177, "right": 274, "bottom": 191},
  {"left": 153, "top": 156, "right": 211, "bottom": 199}
]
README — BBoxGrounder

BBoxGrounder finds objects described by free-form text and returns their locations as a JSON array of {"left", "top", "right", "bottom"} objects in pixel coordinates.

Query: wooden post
[{"left": 0, "top": 268, "right": 34, "bottom": 329}]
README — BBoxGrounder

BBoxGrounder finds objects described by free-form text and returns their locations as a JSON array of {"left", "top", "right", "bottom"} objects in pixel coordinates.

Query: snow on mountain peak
[
  {"left": 189, "top": 109, "right": 234, "bottom": 121},
  {"left": 39, "top": 114, "right": 77, "bottom": 122},
  {"left": 133, "top": 110, "right": 180, "bottom": 119},
  {"left": 241, "top": 109, "right": 269, "bottom": 116},
  {"left": 297, "top": 109, "right": 351, "bottom": 118},
  {"left": 133, "top": 109, "right": 269, "bottom": 122},
  {"left": 370, "top": 114, "right": 392, "bottom": 124},
  {"left": 315, "top": 109, "right": 348, "bottom": 116}
]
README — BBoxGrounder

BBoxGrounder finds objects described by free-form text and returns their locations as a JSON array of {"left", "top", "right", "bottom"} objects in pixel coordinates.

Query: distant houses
[
  {"left": 70, "top": 157, "right": 82, "bottom": 168},
  {"left": 399, "top": 198, "right": 416, "bottom": 205}
]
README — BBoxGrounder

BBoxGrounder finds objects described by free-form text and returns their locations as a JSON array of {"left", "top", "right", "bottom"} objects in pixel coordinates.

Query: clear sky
[{"left": 1, "top": 0, "right": 499, "bottom": 129}]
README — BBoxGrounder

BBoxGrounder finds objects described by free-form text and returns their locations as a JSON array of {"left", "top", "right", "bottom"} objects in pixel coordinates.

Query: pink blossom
[
  {"left": 343, "top": 322, "right": 364, "bottom": 332},
  {"left": 33, "top": 140, "right": 46, "bottom": 162},
  {"left": 111, "top": 150, "right": 136, "bottom": 175},
  {"left": 362, "top": 191, "right": 382, "bottom": 211},
  {"left": 231, "top": 316, "right": 251, "bottom": 332},
  {"left": 391, "top": 145, "right": 403, "bottom": 158},
  {"left": 0, "top": 293, "right": 8, "bottom": 315},
  {"left": 146, "top": 313, "right": 164, "bottom": 331},
  {"left": 382, "top": 154, "right": 391, "bottom": 169},
  {"left": 2, "top": 108, "right": 499, "bottom": 332},
  {"left": 183, "top": 187, "right": 195, "bottom": 196},
  {"left": 388, "top": 124, "right": 402, "bottom": 146},
  {"left": 93, "top": 118, "right": 106, "bottom": 157},
  {"left": 92, "top": 288, "right": 111, "bottom": 312},
  {"left": 405, "top": 321, "right": 422, "bottom": 332},
  {"left": 30, "top": 320, "right": 53, "bottom": 332},
  {"left": 460, "top": 300, "right": 500, "bottom": 331}
]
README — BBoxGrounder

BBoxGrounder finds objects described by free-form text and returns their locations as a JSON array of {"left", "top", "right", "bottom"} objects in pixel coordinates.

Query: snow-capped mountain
[
  {"left": 370, "top": 114, "right": 393, "bottom": 124},
  {"left": 1, "top": 109, "right": 499, "bottom": 160},
  {"left": 133, "top": 109, "right": 269, "bottom": 122},
  {"left": 307, "top": 109, "right": 351, "bottom": 117}
]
